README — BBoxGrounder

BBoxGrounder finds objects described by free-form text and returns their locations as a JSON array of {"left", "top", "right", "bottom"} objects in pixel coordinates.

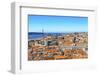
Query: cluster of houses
[{"left": 28, "top": 32, "right": 88, "bottom": 60}]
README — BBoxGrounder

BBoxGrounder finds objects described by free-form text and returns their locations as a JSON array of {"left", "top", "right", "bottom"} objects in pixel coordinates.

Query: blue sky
[{"left": 28, "top": 15, "right": 88, "bottom": 33}]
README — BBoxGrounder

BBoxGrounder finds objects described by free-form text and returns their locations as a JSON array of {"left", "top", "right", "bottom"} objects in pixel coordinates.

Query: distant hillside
[{"left": 28, "top": 32, "right": 44, "bottom": 35}]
